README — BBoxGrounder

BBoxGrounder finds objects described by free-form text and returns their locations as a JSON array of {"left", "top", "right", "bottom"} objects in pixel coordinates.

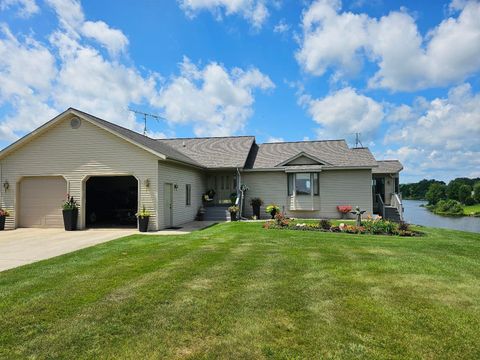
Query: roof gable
[
  {"left": 0, "top": 108, "right": 201, "bottom": 167},
  {"left": 276, "top": 152, "right": 330, "bottom": 167}
]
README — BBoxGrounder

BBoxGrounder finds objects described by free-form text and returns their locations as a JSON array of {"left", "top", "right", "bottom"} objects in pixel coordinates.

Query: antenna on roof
[
  {"left": 354, "top": 133, "right": 364, "bottom": 148},
  {"left": 128, "top": 108, "right": 166, "bottom": 136}
]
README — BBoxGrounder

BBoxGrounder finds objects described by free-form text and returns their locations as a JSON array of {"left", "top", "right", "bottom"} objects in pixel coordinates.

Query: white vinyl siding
[
  {"left": 158, "top": 161, "right": 205, "bottom": 229},
  {"left": 0, "top": 116, "right": 159, "bottom": 230}
]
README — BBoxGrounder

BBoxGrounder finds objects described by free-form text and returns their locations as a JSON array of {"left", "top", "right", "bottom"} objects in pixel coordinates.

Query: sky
[{"left": 0, "top": 0, "right": 479, "bottom": 183}]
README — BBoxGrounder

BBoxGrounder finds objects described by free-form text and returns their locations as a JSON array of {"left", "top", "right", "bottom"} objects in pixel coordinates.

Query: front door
[
  {"left": 164, "top": 183, "right": 173, "bottom": 228},
  {"left": 207, "top": 173, "right": 236, "bottom": 205}
]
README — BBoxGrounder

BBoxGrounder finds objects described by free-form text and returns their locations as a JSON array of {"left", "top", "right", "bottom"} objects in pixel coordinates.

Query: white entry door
[{"left": 164, "top": 183, "right": 173, "bottom": 228}]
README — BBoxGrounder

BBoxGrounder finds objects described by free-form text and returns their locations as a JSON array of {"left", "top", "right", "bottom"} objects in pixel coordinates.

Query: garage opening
[{"left": 86, "top": 176, "right": 138, "bottom": 228}]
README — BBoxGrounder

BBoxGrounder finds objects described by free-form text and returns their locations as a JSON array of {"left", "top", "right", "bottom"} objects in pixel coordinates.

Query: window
[
  {"left": 288, "top": 173, "right": 319, "bottom": 196},
  {"left": 186, "top": 184, "right": 191, "bottom": 206},
  {"left": 295, "top": 173, "right": 311, "bottom": 195},
  {"left": 288, "top": 173, "right": 294, "bottom": 196}
]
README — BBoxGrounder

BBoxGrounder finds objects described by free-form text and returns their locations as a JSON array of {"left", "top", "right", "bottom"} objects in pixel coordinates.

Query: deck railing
[
  {"left": 376, "top": 194, "right": 385, "bottom": 218},
  {"left": 391, "top": 193, "right": 404, "bottom": 221}
]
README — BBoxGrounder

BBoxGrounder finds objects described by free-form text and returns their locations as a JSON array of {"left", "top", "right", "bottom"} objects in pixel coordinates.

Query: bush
[
  {"left": 274, "top": 212, "right": 289, "bottom": 227},
  {"left": 398, "top": 221, "right": 410, "bottom": 231},
  {"left": 434, "top": 199, "right": 464, "bottom": 215},
  {"left": 319, "top": 219, "right": 332, "bottom": 230},
  {"left": 361, "top": 218, "right": 398, "bottom": 235}
]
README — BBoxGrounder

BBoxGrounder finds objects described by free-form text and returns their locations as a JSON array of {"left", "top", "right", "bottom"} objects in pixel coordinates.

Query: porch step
[
  {"left": 384, "top": 206, "right": 401, "bottom": 222},
  {"left": 203, "top": 206, "right": 231, "bottom": 221}
]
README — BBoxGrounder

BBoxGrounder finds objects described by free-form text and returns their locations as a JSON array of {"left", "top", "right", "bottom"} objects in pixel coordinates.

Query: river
[{"left": 402, "top": 200, "right": 480, "bottom": 233}]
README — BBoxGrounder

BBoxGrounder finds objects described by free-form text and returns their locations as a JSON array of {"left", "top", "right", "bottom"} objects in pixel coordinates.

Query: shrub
[
  {"left": 434, "top": 199, "right": 464, "bottom": 215},
  {"left": 274, "top": 212, "right": 289, "bottom": 227},
  {"left": 362, "top": 218, "right": 398, "bottom": 235},
  {"left": 319, "top": 219, "right": 332, "bottom": 230},
  {"left": 398, "top": 221, "right": 410, "bottom": 231}
]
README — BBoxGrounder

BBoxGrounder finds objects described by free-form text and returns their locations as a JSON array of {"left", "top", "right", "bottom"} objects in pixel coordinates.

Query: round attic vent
[{"left": 70, "top": 117, "right": 81, "bottom": 129}]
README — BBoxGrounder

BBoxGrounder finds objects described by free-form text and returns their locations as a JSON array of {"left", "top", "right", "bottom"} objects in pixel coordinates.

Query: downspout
[{"left": 236, "top": 167, "right": 244, "bottom": 219}]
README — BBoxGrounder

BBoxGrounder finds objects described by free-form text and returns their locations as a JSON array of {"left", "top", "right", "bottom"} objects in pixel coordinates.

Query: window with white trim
[{"left": 288, "top": 173, "right": 319, "bottom": 196}]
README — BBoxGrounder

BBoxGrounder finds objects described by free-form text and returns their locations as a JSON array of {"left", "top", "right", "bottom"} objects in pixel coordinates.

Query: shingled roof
[
  {"left": 158, "top": 136, "right": 255, "bottom": 169},
  {"left": 372, "top": 160, "right": 403, "bottom": 174},
  {"left": 244, "top": 140, "right": 378, "bottom": 169}
]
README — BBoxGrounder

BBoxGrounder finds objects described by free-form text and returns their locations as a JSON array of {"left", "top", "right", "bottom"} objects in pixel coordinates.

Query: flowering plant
[
  {"left": 0, "top": 208, "right": 10, "bottom": 217},
  {"left": 62, "top": 195, "right": 79, "bottom": 210},
  {"left": 136, "top": 205, "right": 151, "bottom": 218},
  {"left": 228, "top": 205, "right": 240, "bottom": 213},
  {"left": 337, "top": 205, "right": 352, "bottom": 214}
]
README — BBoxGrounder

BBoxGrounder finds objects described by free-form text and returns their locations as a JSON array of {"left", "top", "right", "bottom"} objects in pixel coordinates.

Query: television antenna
[
  {"left": 128, "top": 108, "right": 166, "bottom": 136},
  {"left": 354, "top": 133, "right": 364, "bottom": 148}
]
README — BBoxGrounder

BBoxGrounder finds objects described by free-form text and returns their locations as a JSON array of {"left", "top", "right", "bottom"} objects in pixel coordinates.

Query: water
[{"left": 403, "top": 200, "right": 480, "bottom": 233}]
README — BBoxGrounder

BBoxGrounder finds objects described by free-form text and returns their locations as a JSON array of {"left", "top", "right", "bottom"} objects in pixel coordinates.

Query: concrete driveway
[
  {"left": 0, "top": 228, "right": 135, "bottom": 272},
  {"left": 0, "top": 221, "right": 218, "bottom": 272}
]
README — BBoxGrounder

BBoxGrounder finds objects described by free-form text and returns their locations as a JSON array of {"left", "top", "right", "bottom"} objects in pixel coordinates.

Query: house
[{"left": 0, "top": 108, "right": 403, "bottom": 231}]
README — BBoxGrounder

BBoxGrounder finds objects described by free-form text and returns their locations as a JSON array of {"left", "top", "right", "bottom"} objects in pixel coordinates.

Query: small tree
[
  {"left": 458, "top": 184, "right": 472, "bottom": 204},
  {"left": 473, "top": 182, "right": 480, "bottom": 204},
  {"left": 426, "top": 183, "right": 447, "bottom": 205}
]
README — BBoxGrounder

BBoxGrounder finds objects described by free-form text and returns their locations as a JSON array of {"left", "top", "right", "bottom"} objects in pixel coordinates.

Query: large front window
[{"left": 288, "top": 173, "right": 319, "bottom": 196}]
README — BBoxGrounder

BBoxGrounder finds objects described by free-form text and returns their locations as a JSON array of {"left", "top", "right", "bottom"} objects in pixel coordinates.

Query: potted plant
[
  {"left": 250, "top": 197, "right": 263, "bottom": 219},
  {"left": 265, "top": 204, "right": 280, "bottom": 219},
  {"left": 0, "top": 208, "right": 10, "bottom": 231},
  {"left": 62, "top": 195, "right": 79, "bottom": 231},
  {"left": 337, "top": 205, "right": 352, "bottom": 219},
  {"left": 230, "top": 192, "right": 238, "bottom": 205},
  {"left": 228, "top": 205, "right": 240, "bottom": 221},
  {"left": 136, "top": 205, "right": 151, "bottom": 232}
]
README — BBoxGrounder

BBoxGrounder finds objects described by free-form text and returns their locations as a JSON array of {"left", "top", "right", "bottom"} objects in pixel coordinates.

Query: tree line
[{"left": 400, "top": 177, "right": 480, "bottom": 205}]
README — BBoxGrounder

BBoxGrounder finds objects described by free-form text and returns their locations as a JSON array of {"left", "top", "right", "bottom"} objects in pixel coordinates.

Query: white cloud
[
  {"left": 386, "top": 83, "right": 480, "bottom": 151},
  {"left": 81, "top": 21, "right": 129, "bottom": 56},
  {"left": 266, "top": 136, "right": 284, "bottom": 142},
  {"left": 0, "top": 0, "right": 39, "bottom": 17},
  {"left": 296, "top": 0, "right": 480, "bottom": 91},
  {"left": 45, "top": 0, "right": 128, "bottom": 56},
  {"left": 273, "top": 19, "right": 289, "bottom": 33},
  {"left": 154, "top": 57, "right": 274, "bottom": 136},
  {"left": 178, "top": 0, "right": 270, "bottom": 29},
  {"left": 305, "top": 87, "right": 384, "bottom": 140},
  {"left": 382, "top": 83, "right": 480, "bottom": 182}
]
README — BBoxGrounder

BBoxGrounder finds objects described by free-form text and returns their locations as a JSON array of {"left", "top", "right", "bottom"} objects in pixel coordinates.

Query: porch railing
[
  {"left": 390, "top": 193, "right": 404, "bottom": 221},
  {"left": 376, "top": 194, "right": 385, "bottom": 218}
]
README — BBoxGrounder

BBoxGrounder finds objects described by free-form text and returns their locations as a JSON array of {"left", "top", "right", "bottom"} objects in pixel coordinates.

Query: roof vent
[{"left": 70, "top": 117, "right": 81, "bottom": 129}]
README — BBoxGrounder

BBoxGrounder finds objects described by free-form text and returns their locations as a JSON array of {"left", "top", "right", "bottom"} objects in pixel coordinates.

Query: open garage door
[
  {"left": 19, "top": 176, "right": 67, "bottom": 228},
  {"left": 86, "top": 176, "right": 138, "bottom": 228}
]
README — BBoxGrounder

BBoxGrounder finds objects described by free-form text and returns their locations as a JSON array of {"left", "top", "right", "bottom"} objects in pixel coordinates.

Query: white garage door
[{"left": 19, "top": 176, "right": 67, "bottom": 228}]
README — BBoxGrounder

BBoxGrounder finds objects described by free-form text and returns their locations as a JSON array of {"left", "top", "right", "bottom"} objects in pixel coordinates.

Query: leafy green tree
[
  {"left": 458, "top": 184, "right": 472, "bottom": 204},
  {"left": 426, "top": 183, "right": 447, "bottom": 205},
  {"left": 473, "top": 182, "right": 480, "bottom": 204}
]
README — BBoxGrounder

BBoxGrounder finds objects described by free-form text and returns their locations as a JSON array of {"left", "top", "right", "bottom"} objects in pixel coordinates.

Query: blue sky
[{"left": 0, "top": 0, "right": 479, "bottom": 183}]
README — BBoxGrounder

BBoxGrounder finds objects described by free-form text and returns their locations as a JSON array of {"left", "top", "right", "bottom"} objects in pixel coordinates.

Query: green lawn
[
  {"left": 464, "top": 203, "right": 480, "bottom": 216},
  {"left": 1, "top": 223, "right": 479, "bottom": 359}
]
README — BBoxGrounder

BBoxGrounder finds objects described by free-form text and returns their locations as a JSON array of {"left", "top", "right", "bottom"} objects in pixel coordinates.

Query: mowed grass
[
  {"left": 1, "top": 223, "right": 479, "bottom": 359},
  {"left": 464, "top": 203, "right": 480, "bottom": 215}
]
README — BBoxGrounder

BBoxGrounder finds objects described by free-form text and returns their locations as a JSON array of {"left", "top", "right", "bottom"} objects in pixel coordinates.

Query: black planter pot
[
  {"left": 0, "top": 215, "right": 6, "bottom": 231},
  {"left": 252, "top": 204, "right": 260, "bottom": 219},
  {"left": 62, "top": 209, "right": 78, "bottom": 231},
  {"left": 138, "top": 216, "right": 150, "bottom": 232},
  {"left": 270, "top": 209, "right": 277, "bottom": 219},
  {"left": 230, "top": 212, "right": 238, "bottom": 221}
]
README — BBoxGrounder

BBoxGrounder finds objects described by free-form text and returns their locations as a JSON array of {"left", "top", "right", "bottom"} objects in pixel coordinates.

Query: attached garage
[{"left": 18, "top": 176, "right": 67, "bottom": 228}]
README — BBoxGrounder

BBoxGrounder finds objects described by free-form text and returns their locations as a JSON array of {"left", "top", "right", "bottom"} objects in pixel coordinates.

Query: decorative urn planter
[
  {"left": 0, "top": 215, "right": 6, "bottom": 231},
  {"left": 270, "top": 209, "right": 277, "bottom": 219},
  {"left": 62, "top": 209, "right": 78, "bottom": 231},
  {"left": 230, "top": 211, "right": 238, "bottom": 221},
  {"left": 138, "top": 216, "right": 150, "bottom": 232},
  {"left": 252, "top": 204, "right": 261, "bottom": 219}
]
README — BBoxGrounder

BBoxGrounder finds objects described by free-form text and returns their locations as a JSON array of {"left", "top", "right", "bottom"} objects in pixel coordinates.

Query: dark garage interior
[{"left": 86, "top": 176, "right": 138, "bottom": 228}]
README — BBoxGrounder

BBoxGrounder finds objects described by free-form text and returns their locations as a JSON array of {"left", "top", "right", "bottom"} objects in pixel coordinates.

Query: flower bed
[{"left": 263, "top": 213, "right": 420, "bottom": 237}]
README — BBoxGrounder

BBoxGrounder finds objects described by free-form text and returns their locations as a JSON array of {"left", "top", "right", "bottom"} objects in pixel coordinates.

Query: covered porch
[{"left": 372, "top": 160, "right": 404, "bottom": 221}]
